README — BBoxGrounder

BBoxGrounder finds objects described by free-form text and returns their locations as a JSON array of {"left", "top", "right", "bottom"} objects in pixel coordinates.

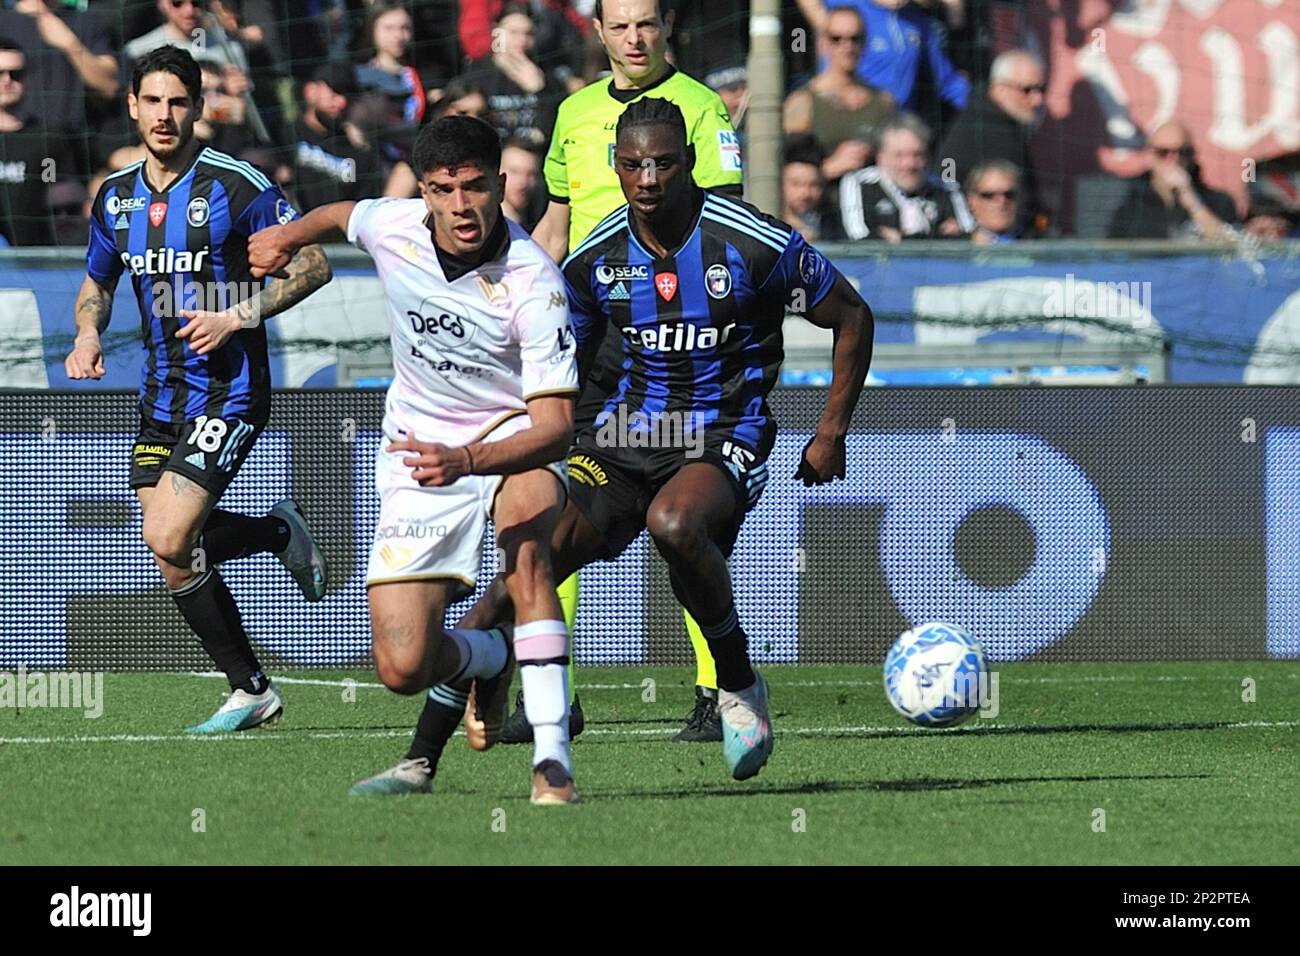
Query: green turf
[{"left": 1, "top": 663, "right": 1297, "bottom": 865}]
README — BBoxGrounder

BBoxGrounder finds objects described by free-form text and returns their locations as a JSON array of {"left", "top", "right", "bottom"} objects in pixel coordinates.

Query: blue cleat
[
  {"left": 270, "top": 498, "right": 328, "bottom": 601},
  {"left": 718, "top": 672, "right": 774, "bottom": 780},
  {"left": 348, "top": 757, "right": 434, "bottom": 797},
  {"left": 185, "top": 683, "right": 283, "bottom": 734}
]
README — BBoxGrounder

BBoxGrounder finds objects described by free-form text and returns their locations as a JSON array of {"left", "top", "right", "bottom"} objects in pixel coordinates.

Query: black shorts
[
  {"left": 130, "top": 413, "right": 264, "bottom": 497},
  {"left": 566, "top": 429, "right": 771, "bottom": 561}
]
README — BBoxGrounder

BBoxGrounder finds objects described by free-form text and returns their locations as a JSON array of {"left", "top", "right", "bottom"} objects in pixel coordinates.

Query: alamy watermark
[
  {"left": 0, "top": 665, "right": 104, "bottom": 718},
  {"left": 594, "top": 403, "right": 706, "bottom": 459}
]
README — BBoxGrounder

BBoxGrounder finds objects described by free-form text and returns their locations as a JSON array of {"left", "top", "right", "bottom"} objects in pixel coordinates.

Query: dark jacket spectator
[
  {"left": 0, "top": 2, "right": 117, "bottom": 164},
  {"left": 286, "top": 63, "right": 386, "bottom": 210},
  {"left": 782, "top": 136, "right": 846, "bottom": 243},
  {"left": 463, "top": 4, "right": 565, "bottom": 148},
  {"left": 0, "top": 37, "right": 67, "bottom": 245},
  {"left": 1107, "top": 121, "right": 1238, "bottom": 241},
  {"left": 936, "top": 50, "right": 1046, "bottom": 230}
]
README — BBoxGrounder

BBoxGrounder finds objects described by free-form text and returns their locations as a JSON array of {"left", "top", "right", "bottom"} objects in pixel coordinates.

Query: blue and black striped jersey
[
  {"left": 86, "top": 147, "right": 300, "bottom": 425},
  {"left": 562, "top": 191, "right": 838, "bottom": 452}
]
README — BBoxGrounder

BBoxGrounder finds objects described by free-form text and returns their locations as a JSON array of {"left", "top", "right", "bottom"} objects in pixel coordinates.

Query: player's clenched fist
[
  {"left": 388, "top": 432, "right": 474, "bottom": 487},
  {"left": 65, "top": 336, "right": 106, "bottom": 380},
  {"left": 247, "top": 223, "right": 297, "bottom": 279}
]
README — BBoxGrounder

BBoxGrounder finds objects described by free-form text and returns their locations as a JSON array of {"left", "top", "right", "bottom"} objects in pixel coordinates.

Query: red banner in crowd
[{"left": 1029, "top": 0, "right": 1300, "bottom": 230}]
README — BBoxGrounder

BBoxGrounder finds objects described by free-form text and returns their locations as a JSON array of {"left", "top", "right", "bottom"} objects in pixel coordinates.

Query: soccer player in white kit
[{"left": 248, "top": 116, "right": 582, "bottom": 804}]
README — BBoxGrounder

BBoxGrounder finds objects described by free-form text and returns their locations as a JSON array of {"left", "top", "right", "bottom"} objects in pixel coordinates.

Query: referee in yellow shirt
[{"left": 503, "top": 0, "right": 745, "bottom": 746}]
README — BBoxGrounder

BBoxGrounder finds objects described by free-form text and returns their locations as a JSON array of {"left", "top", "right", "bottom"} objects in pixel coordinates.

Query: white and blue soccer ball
[{"left": 884, "top": 622, "right": 988, "bottom": 727}]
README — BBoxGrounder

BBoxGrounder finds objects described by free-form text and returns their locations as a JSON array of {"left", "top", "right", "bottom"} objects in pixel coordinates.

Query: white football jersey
[{"left": 347, "top": 197, "right": 579, "bottom": 447}]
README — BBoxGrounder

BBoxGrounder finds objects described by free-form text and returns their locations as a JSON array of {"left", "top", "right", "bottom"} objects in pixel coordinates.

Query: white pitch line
[
  {"left": 1, "top": 720, "right": 1295, "bottom": 747},
  {"left": 182, "top": 672, "right": 1295, "bottom": 691}
]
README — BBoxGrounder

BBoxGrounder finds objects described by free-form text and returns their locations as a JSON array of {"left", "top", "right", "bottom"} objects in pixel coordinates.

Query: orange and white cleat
[{"left": 530, "top": 759, "right": 581, "bottom": 806}]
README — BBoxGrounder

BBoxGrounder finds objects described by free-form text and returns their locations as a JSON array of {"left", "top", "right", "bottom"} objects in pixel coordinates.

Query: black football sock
[
  {"left": 170, "top": 568, "right": 268, "bottom": 694},
  {"left": 698, "top": 604, "right": 755, "bottom": 692},
  {"left": 407, "top": 684, "right": 469, "bottom": 766},
  {"left": 200, "top": 510, "right": 290, "bottom": 563}
]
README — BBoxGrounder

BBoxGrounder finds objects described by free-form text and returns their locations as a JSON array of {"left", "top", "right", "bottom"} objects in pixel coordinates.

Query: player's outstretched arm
[
  {"left": 65, "top": 275, "right": 117, "bottom": 380},
  {"left": 247, "top": 201, "right": 356, "bottom": 279},
  {"left": 797, "top": 273, "right": 875, "bottom": 484},
  {"left": 390, "top": 396, "right": 575, "bottom": 488}
]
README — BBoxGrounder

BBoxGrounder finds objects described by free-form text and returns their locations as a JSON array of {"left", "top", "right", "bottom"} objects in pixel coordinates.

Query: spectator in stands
[
  {"left": 381, "top": 78, "right": 492, "bottom": 198},
  {"left": 1242, "top": 195, "right": 1298, "bottom": 242},
  {"left": 355, "top": 2, "right": 430, "bottom": 128},
  {"left": 124, "top": 0, "right": 250, "bottom": 73},
  {"left": 964, "top": 159, "right": 1024, "bottom": 244},
  {"left": 500, "top": 136, "right": 545, "bottom": 230},
  {"left": 671, "top": 0, "right": 749, "bottom": 117},
  {"left": 794, "top": 0, "right": 968, "bottom": 128},
  {"left": 782, "top": 136, "right": 845, "bottom": 242},
  {"left": 708, "top": 64, "right": 749, "bottom": 131},
  {"left": 286, "top": 61, "right": 386, "bottom": 209},
  {"left": 0, "top": 35, "right": 66, "bottom": 245},
  {"left": 0, "top": 0, "right": 117, "bottom": 177},
  {"left": 783, "top": 5, "right": 895, "bottom": 189},
  {"left": 464, "top": 3, "right": 566, "bottom": 148},
  {"left": 427, "top": 77, "right": 490, "bottom": 120},
  {"left": 936, "top": 48, "right": 1044, "bottom": 230},
  {"left": 346, "top": 0, "right": 460, "bottom": 93},
  {"left": 194, "top": 57, "right": 255, "bottom": 156},
  {"left": 840, "top": 114, "right": 972, "bottom": 241},
  {"left": 1107, "top": 121, "right": 1238, "bottom": 241}
]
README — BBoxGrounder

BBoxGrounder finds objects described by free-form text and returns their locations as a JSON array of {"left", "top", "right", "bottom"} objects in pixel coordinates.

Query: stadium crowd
[{"left": 0, "top": 0, "right": 1295, "bottom": 249}]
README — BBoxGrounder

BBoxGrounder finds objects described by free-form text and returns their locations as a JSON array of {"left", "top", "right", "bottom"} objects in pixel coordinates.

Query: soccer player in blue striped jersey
[
  {"left": 64, "top": 46, "right": 334, "bottom": 734},
  {"left": 445, "top": 97, "right": 875, "bottom": 782}
]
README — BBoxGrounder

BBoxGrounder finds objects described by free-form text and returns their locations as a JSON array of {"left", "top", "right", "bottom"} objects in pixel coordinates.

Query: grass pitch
[{"left": 1, "top": 662, "right": 1296, "bottom": 866}]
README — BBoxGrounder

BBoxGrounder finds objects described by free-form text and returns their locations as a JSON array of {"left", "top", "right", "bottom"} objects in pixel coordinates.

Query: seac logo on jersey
[
  {"left": 187, "top": 197, "right": 209, "bottom": 227},
  {"left": 706, "top": 264, "right": 732, "bottom": 299},
  {"left": 106, "top": 194, "right": 147, "bottom": 216},
  {"left": 655, "top": 272, "right": 678, "bottom": 301},
  {"left": 596, "top": 265, "right": 648, "bottom": 284}
]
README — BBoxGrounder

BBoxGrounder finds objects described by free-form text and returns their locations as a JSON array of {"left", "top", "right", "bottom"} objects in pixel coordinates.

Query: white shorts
[{"left": 366, "top": 433, "right": 567, "bottom": 592}]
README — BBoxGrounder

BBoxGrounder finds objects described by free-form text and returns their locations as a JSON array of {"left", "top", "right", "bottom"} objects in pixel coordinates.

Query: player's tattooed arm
[
  {"left": 176, "top": 244, "right": 333, "bottom": 355},
  {"left": 797, "top": 273, "right": 875, "bottom": 483},
  {"left": 66, "top": 275, "right": 118, "bottom": 380},
  {"left": 240, "top": 243, "right": 333, "bottom": 323}
]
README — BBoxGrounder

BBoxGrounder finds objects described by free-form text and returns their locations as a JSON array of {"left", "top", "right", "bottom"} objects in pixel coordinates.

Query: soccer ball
[{"left": 884, "top": 622, "right": 988, "bottom": 727}]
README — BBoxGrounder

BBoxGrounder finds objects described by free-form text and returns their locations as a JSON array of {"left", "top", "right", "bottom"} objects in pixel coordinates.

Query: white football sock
[{"left": 447, "top": 627, "right": 507, "bottom": 681}]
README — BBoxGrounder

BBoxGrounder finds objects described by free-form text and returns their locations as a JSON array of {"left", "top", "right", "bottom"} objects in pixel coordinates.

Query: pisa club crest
[
  {"left": 706, "top": 264, "right": 732, "bottom": 299},
  {"left": 149, "top": 202, "right": 168, "bottom": 227},
  {"left": 655, "top": 272, "right": 678, "bottom": 301}
]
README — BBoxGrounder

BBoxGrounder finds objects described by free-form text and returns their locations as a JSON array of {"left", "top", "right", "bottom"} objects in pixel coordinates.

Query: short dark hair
[
  {"left": 131, "top": 44, "right": 202, "bottom": 103},
  {"left": 594, "top": 1, "right": 664, "bottom": 22},
  {"left": 616, "top": 96, "right": 687, "bottom": 150},
  {"left": 0, "top": 35, "right": 22, "bottom": 56},
  {"left": 411, "top": 115, "right": 503, "bottom": 178},
  {"left": 783, "top": 134, "right": 824, "bottom": 169}
]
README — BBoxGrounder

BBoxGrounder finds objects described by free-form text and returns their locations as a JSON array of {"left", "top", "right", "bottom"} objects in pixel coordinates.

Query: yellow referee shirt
[{"left": 544, "top": 67, "right": 744, "bottom": 250}]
